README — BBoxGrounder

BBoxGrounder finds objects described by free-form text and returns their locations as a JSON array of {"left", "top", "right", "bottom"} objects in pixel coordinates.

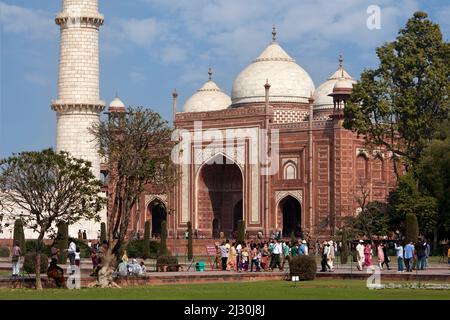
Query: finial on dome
[
  {"left": 272, "top": 25, "right": 277, "bottom": 42},
  {"left": 208, "top": 67, "right": 213, "bottom": 80},
  {"left": 172, "top": 88, "right": 178, "bottom": 98},
  {"left": 339, "top": 54, "right": 345, "bottom": 77},
  {"left": 264, "top": 78, "right": 271, "bottom": 89}
]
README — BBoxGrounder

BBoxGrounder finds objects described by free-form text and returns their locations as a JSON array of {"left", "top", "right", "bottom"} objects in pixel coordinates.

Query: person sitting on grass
[{"left": 116, "top": 259, "right": 128, "bottom": 277}]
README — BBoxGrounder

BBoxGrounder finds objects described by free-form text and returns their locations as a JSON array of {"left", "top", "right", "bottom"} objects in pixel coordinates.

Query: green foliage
[
  {"left": 343, "top": 201, "right": 390, "bottom": 240},
  {"left": 187, "top": 221, "right": 193, "bottom": 261},
  {"left": 237, "top": 220, "right": 245, "bottom": 243},
  {"left": 124, "top": 239, "right": 159, "bottom": 259},
  {"left": 100, "top": 222, "right": 106, "bottom": 242},
  {"left": 0, "top": 246, "right": 10, "bottom": 257},
  {"left": 343, "top": 11, "right": 450, "bottom": 173},
  {"left": 389, "top": 172, "right": 438, "bottom": 237},
  {"left": 156, "top": 255, "right": 179, "bottom": 272},
  {"left": 340, "top": 232, "right": 349, "bottom": 264},
  {"left": 159, "top": 220, "right": 168, "bottom": 256},
  {"left": 25, "top": 240, "right": 51, "bottom": 256},
  {"left": 72, "top": 239, "right": 91, "bottom": 259},
  {"left": 126, "top": 240, "right": 143, "bottom": 258},
  {"left": 54, "top": 222, "right": 68, "bottom": 264},
  {"left": 416, "top": 122, "right": 450, "bottom": 235},
  {"left": 406, "top": 213, "right": 419, "bottom": 243},
  {"left": 289, "top": 255, "right": 317, "bottom": 281},
  {"left": 23, "top": 253, "right": 48, "bottom": 274},
  {"left": 142, "top": 221, "right": 151, "bottom": 259},
  {"left": 0, "top": 149, "right": 105, "bottom": 267},
  {"left": 13, "top": 219, "right": 26, "bottom": 255}
]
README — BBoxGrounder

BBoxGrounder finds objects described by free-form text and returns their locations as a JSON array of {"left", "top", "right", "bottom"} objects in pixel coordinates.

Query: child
[{"left": 75, "top": 247, "right": 81, "bottom": 268}]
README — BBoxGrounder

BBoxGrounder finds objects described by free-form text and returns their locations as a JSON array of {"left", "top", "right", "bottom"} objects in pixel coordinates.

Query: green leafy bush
[
  {"left": 289, "top": 255, "right": 317, "bottom": 281},
  {"left": 156, "top": 255, "right": 179, "bottom": 272},
  {"left": 127, "top": 240, "right": 144, "bottom": 258},
  {"left": 23, "top": 253, "right": 48, "bottom": 274},
  {"left": 25, "top": 240, "right": 51, "bottom": 256},
  {"left": 13, "top": 220, "right": 26, "bottom": 255},
  {"left": 72, "top": 239, "right": 91, "bottom": 259},
  {"left": 0, "top": 246, "right": 10, "bottom": 257},
  {"left": 142, "top": 221, "right": 151, "bottom": 259}
]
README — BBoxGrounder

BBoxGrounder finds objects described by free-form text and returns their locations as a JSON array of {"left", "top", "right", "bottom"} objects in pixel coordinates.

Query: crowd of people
[{"left": 215, "top": 238, "right": 312, "bottom": 272}]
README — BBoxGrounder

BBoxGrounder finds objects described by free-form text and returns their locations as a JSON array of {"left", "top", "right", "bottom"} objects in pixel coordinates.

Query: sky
[{"left": 0, "top": 0, "right": 449, "bottom": 158}]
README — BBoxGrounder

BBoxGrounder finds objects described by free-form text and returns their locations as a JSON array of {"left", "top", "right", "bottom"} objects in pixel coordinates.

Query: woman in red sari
[{"left": 364, "top": 243, "right": 373, "bottom": 267}]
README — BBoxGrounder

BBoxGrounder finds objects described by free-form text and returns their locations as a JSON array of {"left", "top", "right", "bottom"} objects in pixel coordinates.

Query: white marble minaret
[{"left": 52, "top": 0, "right": 105, "bottom": 178}]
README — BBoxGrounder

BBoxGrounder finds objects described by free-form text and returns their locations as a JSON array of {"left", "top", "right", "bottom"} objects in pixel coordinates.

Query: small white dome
[
  {"left": 313, "top": 67, "right": 355, "bottom": 110},
  {"left": 231, "top": 42, "right": 315, "bottom": 105},
  {"left": 334, "top": 78, "right": 354, "bottom": 90},
  {"left": 183, "top": 80, "right": 231, "bottom": 113},
  {"left": 109, "top": 96, "right": 125, "bottom": 109}
]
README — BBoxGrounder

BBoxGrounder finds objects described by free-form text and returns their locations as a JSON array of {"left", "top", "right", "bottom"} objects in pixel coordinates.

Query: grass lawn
[{"left": 0, "top": 280, "right": 449, "bottom": 300}]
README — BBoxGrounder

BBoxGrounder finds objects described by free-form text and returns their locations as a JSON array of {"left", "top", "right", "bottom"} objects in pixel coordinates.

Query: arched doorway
[
  {"left": 197, "top": 154, "right": 243, "bottom": 238},
  {"left": 279, "top": 196, "right": 301, "bottom": 237},
  {"left": 233, "top": 200, "right": 243, "bottom": 232},
  {"left": 148, "top": 199, "right": 167, "bottom": 238}
]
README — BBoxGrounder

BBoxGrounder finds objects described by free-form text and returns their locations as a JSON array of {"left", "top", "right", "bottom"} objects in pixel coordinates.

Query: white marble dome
[
  {"left": 231, "top": 42, "right": 315, "bottom": 105},
  {"left": 313, "top": 67, "right": 356, "bottom": 110},
  {"left": 109, "top": 96, "right": 125, "bottom": 109},
  {"left": 183, "top": 80, "right": 231, "bottom": 113}
]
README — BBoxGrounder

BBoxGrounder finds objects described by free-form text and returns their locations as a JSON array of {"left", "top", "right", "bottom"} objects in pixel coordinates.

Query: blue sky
[{"left": 0, "top": 0, "right": 449, "bottom": 158}]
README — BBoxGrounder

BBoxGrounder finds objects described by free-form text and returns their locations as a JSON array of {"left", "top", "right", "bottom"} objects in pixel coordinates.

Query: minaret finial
[
  {"left": 208, "top": 67, "right": 213, "bottom": 80},
  {"left": 339, "top": 54, "right": 344, "bottom": 77},
  {"left": 272, "top": 25, "right": 277, "bottom": 42}
]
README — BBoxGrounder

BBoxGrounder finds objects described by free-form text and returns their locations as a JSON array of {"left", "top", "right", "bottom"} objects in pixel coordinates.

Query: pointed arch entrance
[
  {"left": 148, "top": 199, "right": 167, "bottom": 238},
  {"left": 279, "top": 196, "right": 302, "bottom": 237},
  {"left": 197, "top": 154, "right": 244, "bottom": 238}
]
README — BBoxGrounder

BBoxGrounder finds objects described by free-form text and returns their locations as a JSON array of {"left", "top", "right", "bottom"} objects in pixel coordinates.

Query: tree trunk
[
  {"left": 35, "top": 252, "right": 42, "bottom": 290},
  {"left": 95, "top": 247, "right": 120, "bottom": 288},
  {"left": 35, "top": 235, "right": 45, "bottom": 290}
]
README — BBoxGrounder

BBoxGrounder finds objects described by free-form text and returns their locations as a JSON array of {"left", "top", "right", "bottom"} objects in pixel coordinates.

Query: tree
[
  {"left": 340, "top": 231, "right": 349, "bottom": 264},
  {"left": 416, "top": 120, "right": 450, "bottom": 245},
  {"left": 237, "top": 220, "right": 245, "bottom": 243},
  {"left": 344, "top": 12, "right": 450, "bottom": 176},
  {"left": 389, "top": 172, "right": 438, "bottom": 238},
  {"left": 187, "top": 221, "right": 193, "bottom": 261},
  {"left": 0, "top": 149, "right": 105, "bottom": 289},
  {"left": 142, "top": 221, "right": 151, "bottom": 260},
  {"left": 13, "top": 219, "right": 26, "bottom": 255},
  {"left": 343, "top": 201, "right": 390, "bottom": 242},
  {"left": 91, "top": 107, "right": 176, "bottom": 287},
  {"left": 405, "top": 213, "right": 419, "bottom": 243},
  {"left": 55, "top": 222, "right": 68, "bottom": 264},
  {"left": 159, "top": 220, "right": 168, "bottom": 257}
]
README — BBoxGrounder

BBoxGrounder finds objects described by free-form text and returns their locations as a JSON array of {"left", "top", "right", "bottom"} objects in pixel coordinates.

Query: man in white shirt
[
  {"left": 236, "top": 242, "right": 242, "bottom": 271},
  {"left": 219, "top": 241, "right": 229, "bottom": 271},
  {"left": 356, "top": 240, "right": 365, "bottom": 271},
  {"left": 67, "top": 238, "right": 76, "bottom": 274},
  {"left": 270, "top": 240, "right": 283, "bottom": 271}
]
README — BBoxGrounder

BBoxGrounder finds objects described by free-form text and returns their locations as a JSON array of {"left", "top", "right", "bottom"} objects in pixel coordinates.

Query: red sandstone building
[{"left": 113, "top": 32, "right": 397, "bottom": 242}]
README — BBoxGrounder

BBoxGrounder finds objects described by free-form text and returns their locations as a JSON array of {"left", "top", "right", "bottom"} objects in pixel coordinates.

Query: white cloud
[
  {"left": 0, "top": 2, "right": 56, "bottom": 40},
  {"left": 161, "top": 45, "right": 187, "bottom": 63},
  {"left": 129, "top": 71, "right": 146, "bottom": 83}
]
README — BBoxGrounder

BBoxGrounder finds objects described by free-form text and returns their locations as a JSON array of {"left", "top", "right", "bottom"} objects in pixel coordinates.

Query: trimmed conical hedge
[
  {"left": 142, "top": 220, "right": 151, "bottom": 259},
  {"left": 13, "top": 219, "right": 26, "bottom": 255},
  {"left": 159, "top": 220, "right": 168, "bottom": 256},
  {"left": 187, "top": 221, "right": 193, "bottom": 261},
  {"left": 100, "top": 222, "right": 107, "bottom": 242},
  {"left": 55, "top": 222, "right": 68, "bottom": 264},
  {"left": 405, "top": 213, "right": 419, "bottom": 243},
  {"left": 237, "top": 220, "right": 245, "bottom": 243}
]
